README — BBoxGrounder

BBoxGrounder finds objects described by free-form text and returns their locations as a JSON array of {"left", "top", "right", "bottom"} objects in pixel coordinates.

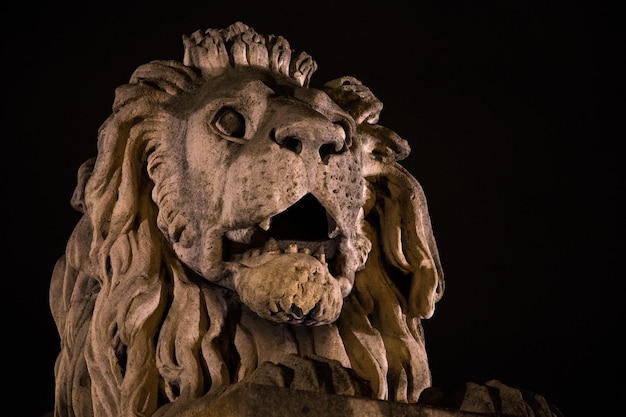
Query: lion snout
[{"left": 270, "top": 103, "right": 350, "bottom": 166}]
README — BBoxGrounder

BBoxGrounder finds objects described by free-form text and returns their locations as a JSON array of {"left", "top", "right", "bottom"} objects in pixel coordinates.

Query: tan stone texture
[{"left": 48, "top": 22, "right": 559, "bottom": 417}]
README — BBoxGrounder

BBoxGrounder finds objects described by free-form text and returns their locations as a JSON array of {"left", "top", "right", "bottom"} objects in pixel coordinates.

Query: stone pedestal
[{"left": 189, "top": 383, "right": 495, "bottom": 417}]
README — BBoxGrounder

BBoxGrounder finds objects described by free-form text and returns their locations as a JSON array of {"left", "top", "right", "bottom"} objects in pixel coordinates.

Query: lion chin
[{"left": 227, "top": 250, "right": 343, "bottom": 325}]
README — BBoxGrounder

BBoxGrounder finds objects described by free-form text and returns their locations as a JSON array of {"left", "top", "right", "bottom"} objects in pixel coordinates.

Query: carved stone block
[{"left": 48, "top": 21, "right": 560, "bottom": 417}]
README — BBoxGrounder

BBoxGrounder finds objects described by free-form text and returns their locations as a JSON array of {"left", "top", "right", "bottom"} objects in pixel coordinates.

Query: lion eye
[{"left": 212, "top": 107, "right": 246, "bottom": 138}]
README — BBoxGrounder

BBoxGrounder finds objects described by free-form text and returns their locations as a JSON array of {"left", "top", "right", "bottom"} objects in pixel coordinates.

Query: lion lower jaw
[{"left": 226, "top": 252, "right": 346, "bottom": 325}]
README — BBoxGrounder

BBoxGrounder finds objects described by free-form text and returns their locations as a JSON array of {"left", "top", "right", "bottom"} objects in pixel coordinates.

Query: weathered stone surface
[
  {"left": 48, "top": 21, "right": 562, "bottom": 417},
  {"left": 49, "top": 22, "right": 444, "bottom": 417},
  {"left": 164, "top": 383, "right": 500, "bottom": 417},
  {"left": 419, "top": 380, "right": 563, "bottom": 417}
]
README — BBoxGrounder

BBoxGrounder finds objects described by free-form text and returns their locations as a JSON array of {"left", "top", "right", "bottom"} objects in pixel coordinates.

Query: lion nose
[{"left": 271, "top": 119, "right": 347, "bottom": 165}]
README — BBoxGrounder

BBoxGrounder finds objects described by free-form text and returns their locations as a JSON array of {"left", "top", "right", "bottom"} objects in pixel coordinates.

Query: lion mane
[{"left": 50, "top": 22, "right": 444, "bottom": 417}]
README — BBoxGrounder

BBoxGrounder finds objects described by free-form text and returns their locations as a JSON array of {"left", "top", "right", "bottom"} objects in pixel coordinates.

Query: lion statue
[{"left": 52, "top": 21, "right": 566, "bottom": 417}]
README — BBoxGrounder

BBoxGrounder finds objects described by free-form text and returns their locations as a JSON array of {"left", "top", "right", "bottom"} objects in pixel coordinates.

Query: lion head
[{"left": 49, "top": 22, "right": 444, "bottom": 417}]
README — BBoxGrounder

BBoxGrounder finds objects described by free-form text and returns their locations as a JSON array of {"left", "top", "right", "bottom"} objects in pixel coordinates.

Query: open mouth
[{"left": 222, "top": 193, "right": 343, "bottom": 275}]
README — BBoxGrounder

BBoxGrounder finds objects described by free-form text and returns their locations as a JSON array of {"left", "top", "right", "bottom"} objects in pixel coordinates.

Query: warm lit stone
[{"left": 48, "top": 22, "right": 560, "bottom": 417}]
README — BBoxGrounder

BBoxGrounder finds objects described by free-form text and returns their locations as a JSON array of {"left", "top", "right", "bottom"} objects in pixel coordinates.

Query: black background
[{"left": 4, "top": 2, "right": 622, "bottom": 416}]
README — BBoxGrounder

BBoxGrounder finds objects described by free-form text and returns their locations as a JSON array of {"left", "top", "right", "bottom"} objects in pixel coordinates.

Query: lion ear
[{"left": 322, "top": 76, "right": 410, "bottom": 162}]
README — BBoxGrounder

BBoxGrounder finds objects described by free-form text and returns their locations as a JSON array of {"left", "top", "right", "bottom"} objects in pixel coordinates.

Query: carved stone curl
[{"left": 49, "top": 22, "right": 445, "bottom": 417}]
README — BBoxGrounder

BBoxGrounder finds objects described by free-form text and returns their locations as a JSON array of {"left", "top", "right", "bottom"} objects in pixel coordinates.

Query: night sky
[{"left": 5, "top": 2, "right": 621, "bottom": 416}]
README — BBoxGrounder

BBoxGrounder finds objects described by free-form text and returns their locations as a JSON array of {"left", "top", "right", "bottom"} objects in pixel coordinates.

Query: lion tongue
[{"left": 238, "top": 250, "right": 322, "bottom": 269}]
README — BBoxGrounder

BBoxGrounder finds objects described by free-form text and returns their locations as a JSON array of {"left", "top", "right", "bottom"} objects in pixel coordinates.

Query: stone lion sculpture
[{"left": 49, "top": 22, "right": 560, "bottom": 417}]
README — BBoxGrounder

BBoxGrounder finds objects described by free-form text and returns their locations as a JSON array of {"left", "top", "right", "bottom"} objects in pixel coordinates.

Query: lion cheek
[
  {"left": 221, "top": 147, "right": 310, "bottom": 227},
  {"left": 232, "top": 254, "right": 344, "bottom": 325},
  {"left": 162, "top": 219, "right": 226, "bottom": 282}
]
